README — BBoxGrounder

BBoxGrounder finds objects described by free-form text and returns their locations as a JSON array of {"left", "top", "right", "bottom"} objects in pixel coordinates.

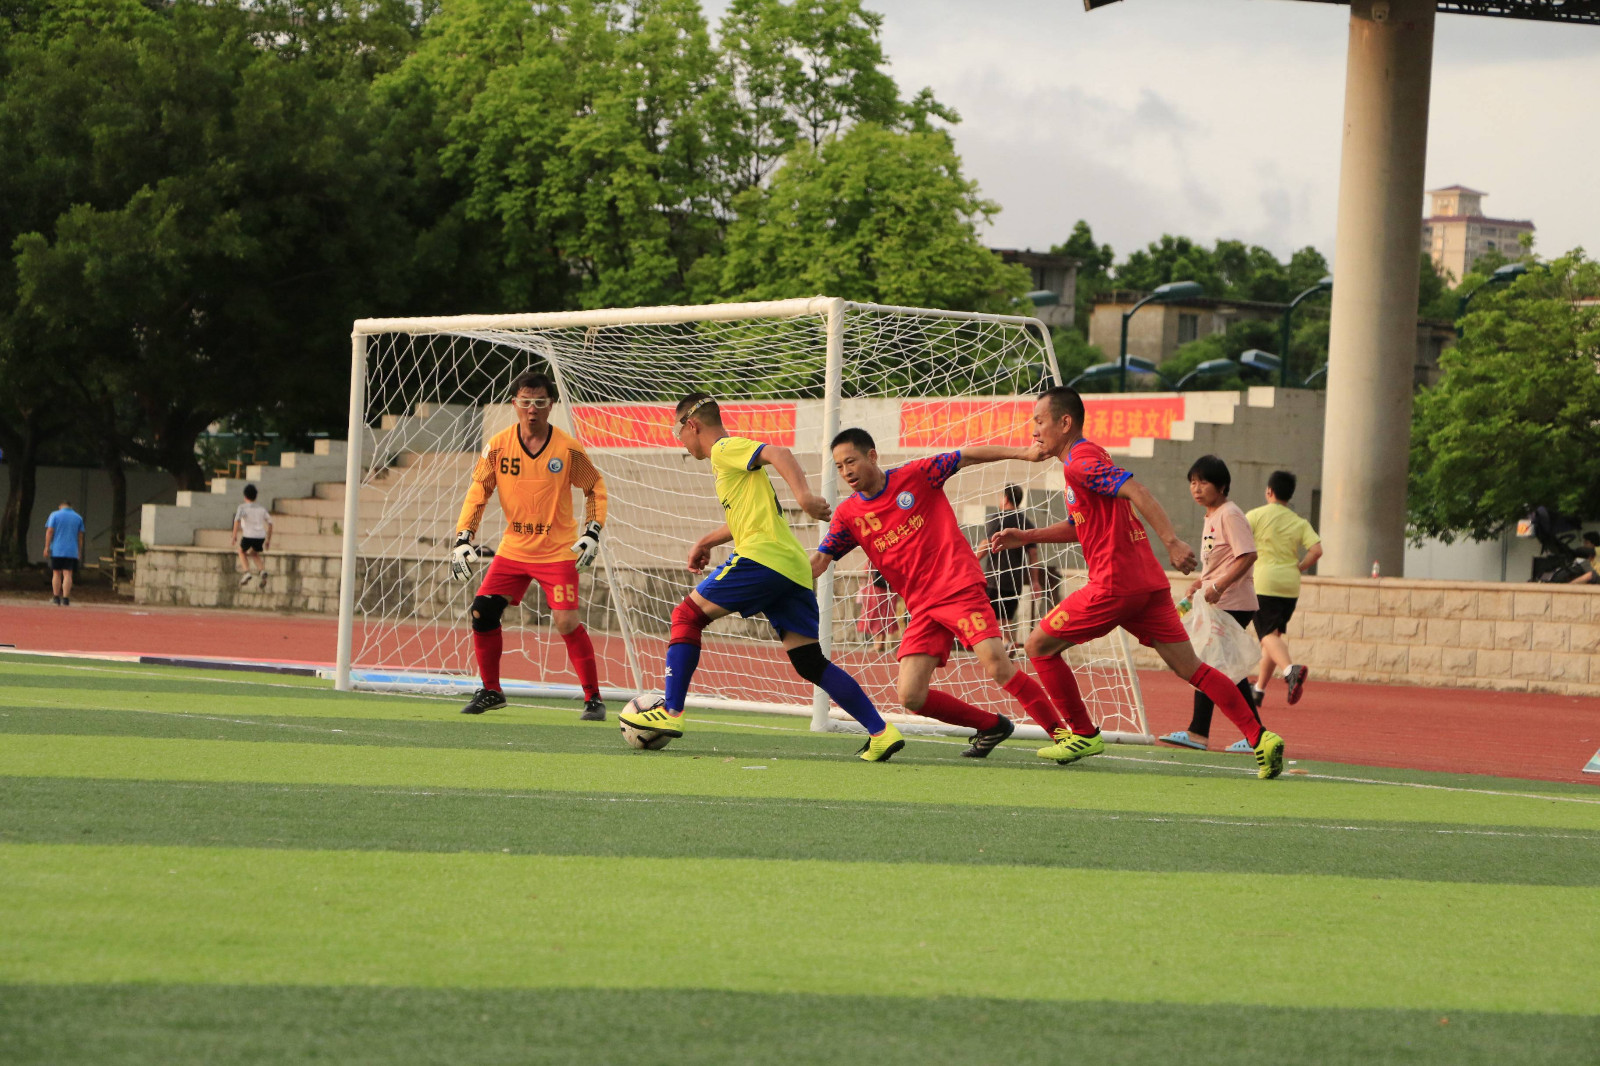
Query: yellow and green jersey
[
  {"left": 709, "top": 436, "right": 812, "bottom": 589},
  {"left": 1246, "top": 501, "right": 1321, "bottom": 598}
]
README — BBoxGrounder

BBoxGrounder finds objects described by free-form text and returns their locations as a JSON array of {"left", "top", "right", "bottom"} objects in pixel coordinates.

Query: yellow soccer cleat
[
  {"left": 1253, "top": 729, "right": 1285, "bottom": 779},
  {"left": 1036, "top": 727, "right": 1106, "bottom": 765},
  {"left": 857, "top": 723, "right": 906, "bottom": 762},
  {"left": 619, "top": 699, "right": 685, "bottom": 739}
]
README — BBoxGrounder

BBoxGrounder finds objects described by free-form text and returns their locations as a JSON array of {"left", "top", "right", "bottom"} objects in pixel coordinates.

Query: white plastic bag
[{"left": 1181, "top": 596, "right": 1259, "bottom": 682}]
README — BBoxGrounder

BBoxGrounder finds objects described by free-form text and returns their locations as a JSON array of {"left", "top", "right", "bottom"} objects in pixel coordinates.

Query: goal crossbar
[{"left": 352, "top": 297, "right": 1059, "bottom": 341}]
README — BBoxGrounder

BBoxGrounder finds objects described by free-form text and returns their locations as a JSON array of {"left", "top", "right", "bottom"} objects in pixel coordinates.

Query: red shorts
[
  {"left": 477, "top": 555, "right": 580, "bottom": 611},
  {"left": 898, "top": 584, "right": 1003, "bottom": 668},
  {"left": 1040, "top": 585, "right": 1186, "bottom": 647}
]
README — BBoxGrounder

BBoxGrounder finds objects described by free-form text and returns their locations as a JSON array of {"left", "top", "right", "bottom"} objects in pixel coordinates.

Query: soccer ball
[{"left": 619, "top": 695, "right": 673, "bottom": 750}]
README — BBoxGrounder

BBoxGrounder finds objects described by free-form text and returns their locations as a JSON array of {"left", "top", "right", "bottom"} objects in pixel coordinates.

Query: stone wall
[
  {"left": 1115, "top": 573, "right": 1600, "bottom": 698},
  {"left": 138, "top": 547, "right": 1600, "bottom": 697},
  {"left": 134, "top": 548, "right": 346, "bottom": 613}
]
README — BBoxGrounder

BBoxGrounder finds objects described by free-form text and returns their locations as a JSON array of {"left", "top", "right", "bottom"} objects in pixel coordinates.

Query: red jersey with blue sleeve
[
  {"left": 818, "top": 451, "right": 985, "bottom": 611},
  {"left": 1062, "top": 438, "right": 1170, "bottom": 595}
]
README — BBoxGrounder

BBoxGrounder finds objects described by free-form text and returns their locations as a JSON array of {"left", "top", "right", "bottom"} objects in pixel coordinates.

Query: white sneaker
[{"left": 239, "top": 572, "right": 254, "bottom": 587}]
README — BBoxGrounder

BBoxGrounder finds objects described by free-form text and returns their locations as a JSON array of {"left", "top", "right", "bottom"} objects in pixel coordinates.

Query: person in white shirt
[
  {"left": 232, "top": 484, "right": 274, "bottom": 589},
  {"left": 1158, "top": 454, "right": 1262, "bottom": 753}
]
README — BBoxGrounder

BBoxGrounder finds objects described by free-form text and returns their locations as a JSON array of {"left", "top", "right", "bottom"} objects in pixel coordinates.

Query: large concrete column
[{"left": 1320, "top": 0, "right": 1435, "bottom": 577}]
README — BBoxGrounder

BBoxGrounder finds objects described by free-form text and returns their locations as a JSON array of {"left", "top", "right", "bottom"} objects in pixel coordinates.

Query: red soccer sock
[
  {"left": 1028, "top": 654, "right": 1096, "bottom": 736},
  {"left": 1001, "top": 670, "right": 1067, "bottom": 735},
  {"left": 473, "top": 627, "right": 503, "bottom": 692},
  {"left": 917, "top": 688, "right": 1003, "bottom": 731},
  {"left": 1189, "top": 663, "right": 1263, "bottom": 746},
  {"left": 560, "top": 625, "right": 601, "bottom": 700}
]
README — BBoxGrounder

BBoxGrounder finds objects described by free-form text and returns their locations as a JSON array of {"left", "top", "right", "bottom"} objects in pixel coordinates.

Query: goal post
[{"left": 335, "top": 297, "right": 1153, "bottom": 743}]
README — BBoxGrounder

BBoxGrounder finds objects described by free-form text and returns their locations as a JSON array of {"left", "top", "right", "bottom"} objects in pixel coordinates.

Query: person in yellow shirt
[
  {"left": 618, "top": 392, "right": 904, "bottom": 761},
  {"left": 450, "top": 371, "right": 608, "bottom": 719},
  {"left": 1246, "top": 470, "right": 1323, "bottom": 707}
]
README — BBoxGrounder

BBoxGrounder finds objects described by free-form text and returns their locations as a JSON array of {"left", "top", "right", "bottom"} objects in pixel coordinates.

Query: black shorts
[
  {"left": 49, "top": 556, "right": 79, "bottom": 573},
  {"left": 1254, "top": 595, "right": 1298, "bottom": 638},
  {"left": 240, "top": 537, "right": 266, "bottom": 553}
]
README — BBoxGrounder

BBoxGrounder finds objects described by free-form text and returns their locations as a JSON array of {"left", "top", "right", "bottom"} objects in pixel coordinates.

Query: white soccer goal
[{"left": 335, "top": 297, "right": 1152, "bottom": 742}]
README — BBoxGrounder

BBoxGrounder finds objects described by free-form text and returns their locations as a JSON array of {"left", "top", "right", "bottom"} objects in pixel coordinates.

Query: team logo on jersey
[
  {"left": 896, "top": 491, "right": 915, "bottom": 510},
  {"left": 547, "top": 457, "right": 564, "bottom": 473},
  {"left": 1066, "top": 487, "right": 1077, "bottom": 506}
]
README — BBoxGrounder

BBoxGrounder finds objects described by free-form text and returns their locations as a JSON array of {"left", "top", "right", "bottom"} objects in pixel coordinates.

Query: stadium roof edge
[{"left": 1085, "top": 0, "right": 1600, "bottom": 23}]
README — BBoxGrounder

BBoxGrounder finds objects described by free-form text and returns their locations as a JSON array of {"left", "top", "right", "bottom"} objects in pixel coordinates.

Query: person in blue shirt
[{"left": 44, "top": 501, "right": 86, "bottom": 606}]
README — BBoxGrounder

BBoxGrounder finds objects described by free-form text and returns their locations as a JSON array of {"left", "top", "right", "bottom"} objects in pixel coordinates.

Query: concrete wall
[
  {"left": 1, "top": 465, "right": 177, "bottom": 562},
  {"left": 1119, "top": 387, "right": 1327, "bottom": 547},
  {"left": 1117, "top": 572, "right": 1600, "bottom": 698}
]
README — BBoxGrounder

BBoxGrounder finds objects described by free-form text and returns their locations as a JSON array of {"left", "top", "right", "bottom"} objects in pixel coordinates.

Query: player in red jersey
[
  {"left": 989, "top": 386, "right": 1285, "bottom": 779},
  {"left": 812, "top": 428, "right": 1070, "bottom": 758}
]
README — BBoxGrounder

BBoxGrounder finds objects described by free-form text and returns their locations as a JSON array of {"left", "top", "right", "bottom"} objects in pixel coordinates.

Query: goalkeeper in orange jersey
[{"left": 450, "top": 371, "right": 609, "bottom": 719}]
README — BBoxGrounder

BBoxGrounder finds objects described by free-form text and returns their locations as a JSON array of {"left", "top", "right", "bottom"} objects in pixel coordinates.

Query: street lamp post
[
  {"left": 1070, "top": 357, "right": 1158, "bottom": 390},
  {"left": 1173, "top": 358, "right": 1237, "bottom": 391},
  {"left": 1279, "top": 275, "right": 1333, "bottom": 388},
  {"left": 1455, "top": 262, "right": 1528, "bottom": 337},
  {"left": 1118, "top": 280, "right": 1204, "bottom": 393}
]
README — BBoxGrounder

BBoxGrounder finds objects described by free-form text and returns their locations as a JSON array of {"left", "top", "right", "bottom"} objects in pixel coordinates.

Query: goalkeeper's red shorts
[
  {"left": 1040, "top": 585, "right": 1186, "bottom": 647},
  {"left": 477, "top": 555, "right": 580, "bottom": 611}
]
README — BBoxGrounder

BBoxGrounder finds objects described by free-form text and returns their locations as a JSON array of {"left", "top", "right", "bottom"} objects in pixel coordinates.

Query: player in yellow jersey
[
  {"left": 450, "top": 371, "right": 609, "bottom": 719},
  {"left": 618, "top": 392, "right": 905, "bottom": 761}
]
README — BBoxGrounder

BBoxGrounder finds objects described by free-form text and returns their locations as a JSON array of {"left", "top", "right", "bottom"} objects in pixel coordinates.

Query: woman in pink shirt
[{"left": 1158, "top": 455, "right": 1264, "bottom": 752}]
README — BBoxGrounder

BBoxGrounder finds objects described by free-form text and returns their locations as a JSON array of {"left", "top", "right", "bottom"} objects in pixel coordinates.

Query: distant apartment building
[
  {"left": 1422, "top": 186, "right": 1534, "bottom": 282},
  {"left": 992, "top": 248, "right": 1078, "bottom": 328}
]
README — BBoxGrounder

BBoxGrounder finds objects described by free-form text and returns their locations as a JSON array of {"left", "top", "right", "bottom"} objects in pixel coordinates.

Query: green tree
[
  {"left": 1155, "top": 319, "right": 1279, "bottom": 392},
  {"left": 1417, "top": 252, "right": 1457, "bottom": 321},
  {"left": 1050, "top": 219, "right": 1113, "bottom": 338},
  {"left": 6, "top": 0, "right": 421, "bottom": 501},
  {"left": 707, "top": 122, "right": 1028, "bottom": 312},
  {"left": 384, "top": 0, "right": 952, "bottom": 310},
  {"left": 1408, "top": 251, "right": 1600, "bottom": 543},
  {"left": 1049, "top": 327, "right": 1105, "bottom": 386}
]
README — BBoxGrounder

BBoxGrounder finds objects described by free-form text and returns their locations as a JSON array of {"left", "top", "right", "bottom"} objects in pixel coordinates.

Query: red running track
[{"left": 4, "top": 598, "right": 1597, "bottom": 785}]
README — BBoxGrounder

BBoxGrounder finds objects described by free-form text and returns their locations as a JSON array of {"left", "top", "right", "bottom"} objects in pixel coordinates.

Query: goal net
[{"left": 336, "top": 298, "right": 1151, "bottom": 742}]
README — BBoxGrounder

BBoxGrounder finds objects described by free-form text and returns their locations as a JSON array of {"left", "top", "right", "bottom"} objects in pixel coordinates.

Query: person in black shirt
[{"left": 983, "top": 485, "right": 1044, "bottom": 646}]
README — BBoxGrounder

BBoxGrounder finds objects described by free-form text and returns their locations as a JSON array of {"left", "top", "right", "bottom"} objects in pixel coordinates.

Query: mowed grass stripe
[
  {"left": 6, "top": 777, "right": 1596, "bottom": 887},
  {"left": 0, "top": 660, "right": 822, "bottom": 740},
  {"left": 5, "top": 985, "right": 1597, "bottom": 1066},
  {"left": 6, "top": 844, "right": 1598, "bottom": 1014},
  {"left": 11, "top": 657, "right": 1600, "bottom": 801},
  {"left": 6, "top": 733, "right": 1598, "bottom": 831}
]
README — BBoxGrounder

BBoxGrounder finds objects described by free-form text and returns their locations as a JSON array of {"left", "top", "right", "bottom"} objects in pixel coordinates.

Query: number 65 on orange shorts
[
  {"left": 896, "top": 583, "right": 1002, "bottom": 667},
  {"left": 477, "top": 555, "right": 581, "bottom": 611}
]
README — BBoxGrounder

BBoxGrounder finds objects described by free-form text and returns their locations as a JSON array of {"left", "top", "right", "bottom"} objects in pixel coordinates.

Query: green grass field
[{"left": 2, "top": 653, "right": 1597, "bottom": 1064}]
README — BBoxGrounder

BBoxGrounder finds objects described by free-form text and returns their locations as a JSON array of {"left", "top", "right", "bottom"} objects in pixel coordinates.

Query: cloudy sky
[{"left": 707, "top": 0, "right": 1600, "bottom": 265}]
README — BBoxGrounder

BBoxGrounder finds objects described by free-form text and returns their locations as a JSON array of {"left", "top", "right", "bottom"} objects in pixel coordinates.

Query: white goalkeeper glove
[
  {"left": 449, "top": 531, "right": 480, "bottom": 582},
  {"left": 571, "top": 521, "right": 602, "bottom": 571}
]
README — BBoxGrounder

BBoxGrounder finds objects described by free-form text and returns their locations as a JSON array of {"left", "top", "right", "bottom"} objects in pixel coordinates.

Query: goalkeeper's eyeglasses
[
  {"left": 676, "top": 397, "right": 713, "bottom": 430},
  {"left": 512, "top": 396, "right": 553, "bottom": 410}
]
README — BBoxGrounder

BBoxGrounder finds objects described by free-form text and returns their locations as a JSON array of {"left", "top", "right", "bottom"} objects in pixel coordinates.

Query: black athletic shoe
[
  {"left": 960, "top": 714, "right": 1016, "bottom": 758},
  {"left": 61, "top": 597, "right": 70, "bottom": 606},
  {"left": 580, "top": 697, "right": 607, "bottom": 722},
  {"left": 1284, "top": 665, "right": 1309, "bottom": 706},
  {"left": 51, "top": 596, "right": 61, "bottom": 606},
  {"left": 460, "top": 688, "right": 507, "bottom": 715}
]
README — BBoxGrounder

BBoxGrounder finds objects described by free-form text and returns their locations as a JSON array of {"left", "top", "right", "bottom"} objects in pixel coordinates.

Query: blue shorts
[{"left": 696, "top": 554, "right": 819, "bottom": 640}]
